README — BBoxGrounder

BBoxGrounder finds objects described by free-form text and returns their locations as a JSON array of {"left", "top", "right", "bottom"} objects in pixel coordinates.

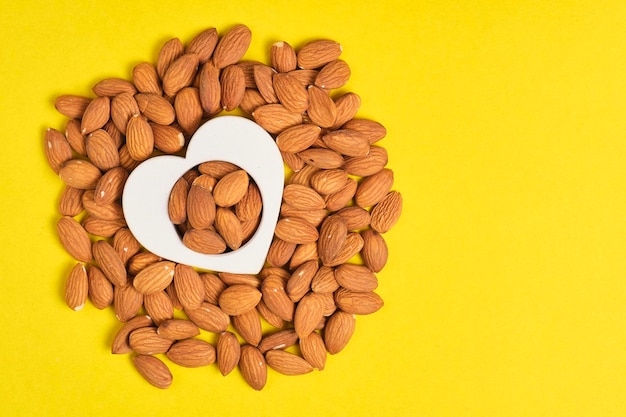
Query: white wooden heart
[{"left": 122, "top": 116, "right": 284, "bottom": 274}]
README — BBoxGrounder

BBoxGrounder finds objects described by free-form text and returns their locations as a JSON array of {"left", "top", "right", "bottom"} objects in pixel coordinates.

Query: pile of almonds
[{"left": 46, "top": 24, "right": 402, "bottom": 390}]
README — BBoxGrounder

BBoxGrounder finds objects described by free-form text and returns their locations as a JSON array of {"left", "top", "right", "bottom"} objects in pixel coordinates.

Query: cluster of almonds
[{"left": 46, "top": 24, "right": 402, "bottom": 390}]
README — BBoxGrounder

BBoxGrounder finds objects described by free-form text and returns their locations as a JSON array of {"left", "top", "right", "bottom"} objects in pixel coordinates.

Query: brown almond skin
[
  {"left": 332, "top": 92, "right": 361, "bottom": 129},
  {"left": 334, "top": 288, "right": 384, "bottom": 315},
  {"left": 235, "top": 182, "right": 262, "bottom": 221},
  {"left": 133, "top": 61, "right": 162, "bottom": 94},
  {"left": 135, "top": 93, "right": 176, "bottom": 125},
  {"left": 59, "top": 159, "right": 102, "bottom": 190},
  {"left": 273, "top": 72, "right": 309, "bottom": 113},
  {"left": 307, "top": 85, "right": 337, "bottom": 128},
  {"left": 199, "top": 62, "right": 222, "bottom": 116},
  {"left": 297, "top": 39, "right": 342, "bottom": 69},
  {"left": 311, "top": 265, "right": 340, "bottom": 293},
  {"left": 336, "top": 206, "right": 371, "bottom": 230},
  {"left": 58, "top": 186, "right": 84, "bottom": 217},
  {"left": 215, "top": 207, "right": 244, "bottom": 250},
  {"left": 162, "top": 53, "right": 200, "bottom": 97},
  {"left": 315, "top": 59, "right": 351, "bottom": 89},
  {"left": 334, "top": 264, "right": 379, "bottom": 292},
  {"left": 344, "top": 145, "right": 388, "bottom": 177},
  {"left": 133, "top": 355, "right": 173, "bottom": 389},
  {"left": 64, "top": 119, "right": 86, "bottom": 156},
  {"left": 157, "top": 319, "right": 200, "bottom": 340},
  {"left": 45, "top": 128, "right": 73, "bottom": 174},
  {"left": 267, "top": 237, "right": 297, "bottom": 268},
  {"left": 271, "top": 41, "right": 297, "bottom": 73},
  {"left": 324, "top": 310, "right": 356, "bottom": 354},
  {"left": 252, "top": 104, "right": 303, "bottom": 134},
  {"left": 220, "top": 64, "right": 246, "bottom": 111},
  {"left": 370, "top": 191, "right": 403, "bottom": 233},
  {"left": 265, "top": 349, "right": 313, "bottom": 375},
  {"left": 276, "top": 124, "right": 321, "bottom": 154},
  {"left": 355, "top": 168, "right": 394, "bottom": 208},
  {"left": 183, "top": 229, "right": 227, "bottom": 254},
  {"left": 129, "top": 327, "right": 173, "bottom": 355},
  {"left": 114, "top": 283, "right": 144, "bottom": 322},
  {"left": 274, "top": 217, "right": 319, "bottom": 245},
  {"left": 174, "top": 264, "right": 205, "bottom": 310},
  {"left": 143, "top": 291, "right": 174, "bottom": 325},
  {"left": 157, "top": 37, "right": 184, "bottom": 79},
  {"left": 218, "top": 284, "right": 262, "bottom": 316},
  {"left": 80, "top": 95, "right": 110, "bottom": 134},
  {"left": 87, "top": 265, "right": 114, "bottom": 309},
  {"left": 299, "top": 331, "right": 327, "bottom": 370},
  {"left": 186, "top": 27, "right": 219, "bottom": 63},
  {"left": 360, "top": 229, "right": 389, "bottom": 273},
  {"left": 325, "top": 177, "right": 358, "bottom": 212},
  {"left": 125, "top": 114, "right": 154, "bottom": 162},
  {"left": 55, "top": 94, "right": 91, "bottom": 119},
  {"left": 261, "top": 275, "right": 295, "bottom": 322},
  {"left": 298, "top": 148, "right": 344, "bottom": 170},
  {"left": 254, "top": 64, "right": 278, "bottom": 103},
  {"left": 92, "top": 240, "right": 127, "bottom": 287},
  {"left": 282, "top": 184, "right": 325, "bottom": 210},
  {"left": 239, "top": 345, "right": 267, "bottom": 390},
  {"left": 318, "top": 215, "right": 348, "bottom": 265},
  {"left": 185, "top": 302, "right": 230, "bottom": 333},
  {"left": 322, "top": 129, "right": 370, "bottom": 157},
  {"left": 213, "top": 169, "right": 249, "bottom": 207},
  {"left": 57, "top": 216, "right": 92, "bottom": 262},
  {"left": 343, "top": 118, "right": 387, "bottom": 144},
  {"left": 286, "top": 259, "right": 318, "bottom": 302},
  {"left": 112, "top": 315, "right": 153, "bottom": 354},
  {"left": 326, "top": 232, "right": 364, "bottom": 267},
  {"left": 258, "top": 329, "right": 299, "bottom": 354},
  {"left": 212, "top": 24, "right": 252, "bottom": 69},
  {"left": 112, "top": 228, "right": 141, "bottom": 264},
  {"left": 95, "top": 166, "right": 129, "bottom": 206},
  {"left": 294, "top": 292, "right": 326, "bottom": 338},
  {"left": 175, "top": 87, "right": 203, "bottom": 135},
  {"left": 92, "top": 78, "right": 137, "bottom": 96},
  {"left": 200, "top": 273, "right": 227, "bottom": 305},
  {"left": 166, "top": 338, "right": 216, "bottom": 368},
  {"left": 133, "top": 261, "right": 176, "bottom": 295},
  {"left": 232, "top": 308, "right": 263, "bottom": 346},
  {"left": 85, "top": 129, "right": 120, "bottom": 171},
  {"left": 217, "top": 331, "right": 241, "bottom": 376},
  {"left": 64, "top": 263, "right": 88, "bottom": 311}
]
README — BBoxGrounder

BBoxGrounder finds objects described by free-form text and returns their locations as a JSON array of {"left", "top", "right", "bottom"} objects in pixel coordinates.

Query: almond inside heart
[{"left": 167, "top": 161, "right": 262, "bottom": 254}]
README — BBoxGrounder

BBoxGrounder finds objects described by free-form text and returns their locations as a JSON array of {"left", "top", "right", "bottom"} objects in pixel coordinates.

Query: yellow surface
[{"left": 2, "top": 0, "right": 626, "bottom": 416}]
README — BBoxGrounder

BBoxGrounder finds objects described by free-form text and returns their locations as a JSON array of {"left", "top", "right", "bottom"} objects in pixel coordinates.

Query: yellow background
[{"left": 2, "top": 0, "right": 626, "bottom": 415}]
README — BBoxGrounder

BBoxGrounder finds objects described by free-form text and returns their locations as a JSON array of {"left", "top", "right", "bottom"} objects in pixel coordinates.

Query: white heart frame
[{"left": 122, "top": 116, "right": 284, "bottom": 274}]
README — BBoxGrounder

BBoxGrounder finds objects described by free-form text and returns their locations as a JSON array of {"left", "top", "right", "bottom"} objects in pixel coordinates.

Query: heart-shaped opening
[{"left": 168, "top": 161, "right": 262, "bottom": 254}]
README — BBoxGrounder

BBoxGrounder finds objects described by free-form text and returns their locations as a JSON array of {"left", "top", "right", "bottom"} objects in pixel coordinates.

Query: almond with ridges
[
  {"left": 253, "top": 64, "right": 278, "bottom": 103},
  {"left": 315, "top": 59, "right": 350, "bottom": 89},
  {"left": 185, "top": 302, "right": 230, "bottom": 333},
  {"left": 261, "top": 275, "right": 294, "bottom": 322},
  {"left": 240, "top": 88, "right": 267, "bottom": 113},
  {"left": 82, "top": 190, "right": 124, "bottom": 221},
  {"left": 299, "top": 331, "right": 327, "bottom": 370},
  {"left": 95, "top": 166, "right": 128, "bottom": 206},
  {"left": 310, "top": 168, "right": 348, "bottom": 196},
  {"left": 273, "top": 72, "right": 308, "bottom": 113},
  {"left": 135, "top": 93, "right": 176, "bottom": 125},
  {"left": 112, "top": 227, "right": 141, "bottom": 264},
  {"left": 336, "top": 206, "right": 371, "bottom": 230},
  {"left": 133, "top": 261, "right": 175, "bottom": 295},
  {"left": 265, "top": 349, "right": 313, "bottom": 375},
  {"left": 286, "top": 259, "right": 318, "bottom": 302},
  {"left": 289, "top": 242, "right": 319, "bottom": 270},
  {"left": 174, "top": 264, "right": 205, "bottom": 310},
  {"left": 334, "top": 264, "right": 378, "bottom": 292},
  {"left": 217, "top": 331, "right": 241, "bottom": 376},
  {"left": 307, "top": 85, "right": 337, "bottom": 128},
  {"left": 112, "top": 315, "right": 153, "bottom": 354},
  {"left": 276, "top": 124, "right": 321, "bottom": 153},
  {"left": 127, "top": 252, "right": 162, "bottom": 275},
  {"left": 233, "top": 308, "right": 263, "bottom": 346},
  {"left": 343, "top": 118, "right": 387, "bottom": 144},
  {"left": 252, "top": 103, "right": 302, "bottom": 134},
  {"left": 92, "top": 240, "right": 127, "bottom": 287},
  {"left": 82, "top": 217, "right": 126, "bottom": 238},
  {"left": 218, "top": 284, "right": 262, "bottom": 316},
  {"left": 325, "top": 177, "right": 357, "bottom": 212},
  {"left": 267, "top": 237, "right": 297, "bottom": 268},
  {"left": 322, "top": 129, "right": 370, "bottom": 157},
  {"left": 212, "top": 24, "right": 252, "bottom": 69},
  {"left": 275, "top": 217, "right": 319, "bottom": 244},
  {"left": 198, "top": 62, "right": 222, "bottom": 115},
  {"left": 133, "top": 61, "right": 162, "bottom": 94},
  {"left": 344, "top": 145, "right": 388, "bottom": 176},
  {"left": 85, "top": 129, "right": 120, "bottom": 171},
  {"left": 355, "top": 168, "right": 394, "bottom": 208},
  {"left": 215, "top": 207, "right": 244, "bottom": 250},
  {"left": 318, "top": 215, "right": 347, "bottom": 265},
  {"left": 92, "top": 78, "right": 136, "bottom": 96},
  {"left": 45, "top": 128, "right": 72, "bottom": 173},
  {"left": 64, "top": 263, "right": 88, "bottom": 311},
  {"left": 235, "top": 181, "right": 262, "bottom": 221},
  {"left": 64, "top": 119, "right": 86, "bottom": 156},
  {"left": 220, "top": 64, "right": 246, "bottom": 111},
  {"left": 324, "top": 310, "right": 356, "bottom": 354},
  {"left": 298, "top": 148, "right": 344, "bottom": 169},
  {"left": 297, "top": 39, "right": 342, "bottom": 69},
  {"left": 80, "top": 95, "right": 110, "bottom": 134},
  {"left": 239, "top": 345, "right": 267, "bottom": 390},
  {"left": 213, "top": 169, "right": 249, "bottom": 207},
  {"left": 166, "top": 338, "right": 216, "bottom": 367},
  {"left": 129, "top": 326, "right": 173, "bottom": 355},
  {"left": 57, "top": 216, "right": 92, "bottom": 262},
  {"left": 332, "top": 92, "right": 361, "bottom": 129},
  {"left": 271, "top": 41, "right": 297, "bottom": 72},
  {"left": 133, "top": 355, "right": 172, "bottom": 389},
  {"left": 187, "top": 178, "right": 216, "bottom": 228},
  {"left": 183, "top": 228, "right": 227, "bottom": 254},
  {"left": 326, "top": 232, "right": 364, "bottom": 266},
  {"left": 237, "top": 60, "right": 263, "bottom": 88},
  {"left": 151, "top": 123, "right": 185, "bottom": 154},
  {"left": 168, "top": 177, "right": 189, "bottom": 224},
  {"left": 334, "top": 288, "right": 383, "bottom": 315},
  {"left": 162, "top": 53, "right": 200, "bottom": 96},
  {"left": 125, "top": 114, "right": 154, "bottom": 162},
  {"left": 370, "top": 191, "right": 403, "bottom": 233},
  {"left": 279, "top": 204, "right": 327, "bottom": 227},
  {"left": 311, "top": 265, "right": 339, "bottom": 293},
  {"left": 258, "top": 329, "right": 298, "bottom": 353},
  {"left": 114, "top": 283, "right": 144, "bottom": 322},
  {"left": 143, "top": 291, "right": 174, "bottom": 325},
  {"left": 294, "top": 292, "right": 326, "bottom": 338},
  {"left": 157, "top": 319, "right": 200, "bottom": 340},
  {"left": 59, "top": 159, "right": 102, "bottom": 190},
  {"left": 186, "top": 27, "right": 218, "bottom": 63},
  {"left": 175, "top": 87, "right": 203, "bottom": 135},
  {"left": 55, "top": 94, "right": 91, "bottom": 119},
  {"left": 282, "top": 184, "right": 325, "bottom": 210}
]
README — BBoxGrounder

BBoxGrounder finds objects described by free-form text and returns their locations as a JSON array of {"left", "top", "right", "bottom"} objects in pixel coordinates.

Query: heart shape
[{"left": 122, "top": 116, "right": 284, "bottom": 274}]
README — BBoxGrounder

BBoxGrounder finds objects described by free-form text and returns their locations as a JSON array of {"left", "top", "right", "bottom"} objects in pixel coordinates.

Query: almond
[
  {"left": 64, "top": 119, "right": 87, "bottom": 156},
  {"left": 187, "top": 178, "right": 217, "bottom": 228},
  {"left": 129, "top": 326, "right": 173, "bottom": 355},
  {"left": 55, "top": 94, "right": 91, "bottom": 119},
  {"left": 239, "top": 88, "right": 267, "bottom": 114},
  {"left": 343, "top": 118, "right": 387, "bottom": 144},
  {"left": 198, "top": 62, "right": 222, "bottom": 116},
  {"left": 127, "top": 252, "right": 162, "bottom": 275},
  {"left": 311, "top": 265, "right": 340, "bottom": 293},
  {"left": 162, "top": 53, "right": 200, "bottom": 96},
  {"left": 85, "top": 129, "right": 120, "bottom": 171},
  {"left": 297, "top": 39, "right": 342, "bottom": 69},
  {"left": 325, "top": 177, "right": 357, "bottom": 212},
  {"left": 326, "top": 232, "right": 364, "bottom": 266},
  {"left": 276, "top": 124, "right": 321, "bottom": 153},
  {"left": 252, "top": 103, "right": 302, "bottom": 134},
  {"left": 87, "top": 265, "right": 114, "bottom": 309},
  {"left": 289, "top": 164, "right": 319, "bottom": 187},
  {"left": 332, "top": 92, "right": 361, "bottom": 129},
  {"left": 355, "top": 168, "right": 394, "bottom": 208},
  {"left": 260, "top": 275, "right": 294, "bottom": 322},
  {"left": 289, "top": 242, "right": 319, "bottom": 270},
  {"left": 315, "top": 59, "right": 350, "bottom": 89},
  {"left": 215, "top": 207, "right": 244, "bottom": 250},
  {"left": 294, "top": 292, "right": 326, "bottom": 338},
  {"left": 271, "top": 41, "right": 297, "bottom": 72},
  {"left": 92, "top": 240, "right": 127, "bottom": 287},
  {"left": 266, "top": 237, "right": 297, "bottom": 268},
  {"left": 220, "top": 64, "right": 246, "bottom": 111},
  {"left": 279, "top": 204, "right": 327, "bottom": 227},
  {"left": 219, "top": 271, "right": 262, "bottom": 287},
  {"left": 258, "top": 329, "right": 298, "bottom": 353},
  {"left": 200, "top": 273, "right": 227, "bottom": 304},
  {"left": 175, "top": 87, "right": 203, "bottom": 134},
  {"left": 299, "top": 331, "right": 327, "bottom": 370},
  {"left": 114, "top": 283, "right": 144, "bottom": 322},
  {"left": 118, "top": 145, "right": 141, "bottom": 171},
  {"left": 239, "top": 345, "right": 267, "bottom": 390},
  {"left": 125, "top": 114, "right": 154, "bottom": 161},
  {"left": 273, "top": 72, "right": 308, "bottom": 113},
  {"left": 233, "top": 309, "right": 263, "bottom": 346},
  {"left": 334, "top": 288, "right": 383, "bottom": 315},
  {"left": 92, "top": 78, "right": 136, "bottom": 96},
  {"left": 157, "top": 38, "right": 184, "bottom": 79},
  {"left": 82, "top": 217, "right": 126, "bottom": 238},
  {"left": 185, "top": 302, "right": 230, "bottom": 333},
  {"left": 275, "top": 217, "right": 319, "bottom": 244},
  {"left": 237, "top": 60, "right": 263, "bottom": 88},
  {"left": 218, "top": 284, "right": 262, "bottom": 316},
  {"left": 256, "top": 299, "right": 284, "bottom": 328},
  {"left": 318, "top": 215, "right": 348, "bottom": 265},
  {"left": 197, "top": 160, "right": 239, "bottom": 178},
  {"left": 133, "top": 261, "right": 176, "bottom": 295},
  {"left": 286, "top": 259, "right": 318, "bottom": 302},
  {"left": 253, "top": 64, "right": 278, "bottom": 104},
  {"left": 323, "top": 310, "right": 356, "bottom": 354},
  {"left": 282, "top": 151, "right": 305, "bottom": 172},
  {"left": 217, "top": 331, "right": 241, "bottom": 376},
  {"left": 59, "top": 159, "right": 102, "bottom": 190},
  {"left": 133, "top": 355, "right": 172, "bottom": 389},
  {"left": 334, "top": 264, "right": 378, "bottom": 292},
  {"left": 112, "top": 315, "right": 153, "bottom": 354},
  {"left": 135, "top": 93, "right": 176, "bottom": 125},
  {"left": 133, "top": 61, "right": 162, "bottom": 94},
  {"left": 168, "top": 177, "right": 189, "bottom": 224},
  {"left": 143, "top": 291, "right": 174, "bottom": 325},
  {"left": 111, "top": 228, "right": 140, "bottom": 266},
  {"left": 166, "top": 338, "right": 216, "bottom": 368},
  {"left": 307, "top": 85, "right": 337, "bottom": 128},
  {"left": 370, "top": 191, "right": 403, "bottom": 233},
  {"left": 282, "top": 184, "right": 325, "bottom": 210},
  {"left": 82, "top": 190, "right": 124, "bottom": 221},
  {"left": 289, "top": 69, "right": 319, "bottom": 86},
  {"left": 212, "top": 24, "right": 252, "bottom": 69},
  {"left": 166, "top": 280, "right": 183, "bottom": 310},
  {"left": 186, "top": 27, "right": 219, "bottom": 63},
  {"left": 104, "top": 119, "right": 123, "bottom": 148},
  {"left": 56, "top": 216, "right": 92, "bottom": 262},
  {"left": 336, "top": 206, "right": 371, "bottom": 230},
  {"left": 310, "top": 168, "right": 348, "bottom": 195},
  {"left": 157, "top": 319, "right": 200, "bottom": 340},
  {"left": 265, "top": 349, "right": 313, "bottom": 375},
  {"left": 235, "top": 181, "right": 262, "bottom": 221},
  {"left": 213, "top": 169, "right": 249, "bottom": 207},
  {"left": 109, "top": 92, "right": 139, "bottom": 134},
  {"left": 183, "top": 229, "right": 227, "bottom": 254},
  {"left": 64, "top": 263, "right": 88, "bottom": 311},
  {"left": 45, "top": 128, "right": 73, "bottom": 174},
  {"left": 151, "top": 123, "right": 186, "bottom": 154},
  {"left": 344, "top": 145, "right": 388, "bottom": 176},
  {"left": 322, "top": 129, "right": 369, "bottom": 157},
  {"left": 298, "top": 148, "right": 344, "bottom": 169},
  {"left": 80, "top": 95, "right": 110, "bottom": 134},
  {"left": 174, "top": 264, "right": 205, "bottom": 310}
]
